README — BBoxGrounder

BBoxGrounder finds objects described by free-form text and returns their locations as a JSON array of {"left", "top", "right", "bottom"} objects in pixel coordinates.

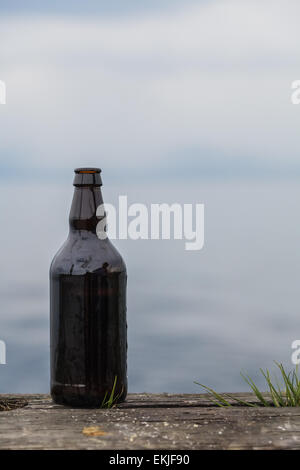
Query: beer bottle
[{"left": 50, "top": 168, "right": 127, "bottom": 407}]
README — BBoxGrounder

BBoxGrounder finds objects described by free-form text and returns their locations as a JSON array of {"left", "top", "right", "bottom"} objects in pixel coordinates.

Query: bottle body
[{"left": 50, "top": 169, "right": 127, "bottom": 407}]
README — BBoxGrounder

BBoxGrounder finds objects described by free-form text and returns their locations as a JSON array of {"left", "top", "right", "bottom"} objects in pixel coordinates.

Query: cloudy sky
[{"left": 0, "top": 0, "right": 300, "bottom": 183}]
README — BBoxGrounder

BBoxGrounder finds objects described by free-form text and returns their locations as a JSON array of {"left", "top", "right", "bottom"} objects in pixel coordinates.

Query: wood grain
[{"left": 0, "top": 393, "right": 299, "bottom": 449}]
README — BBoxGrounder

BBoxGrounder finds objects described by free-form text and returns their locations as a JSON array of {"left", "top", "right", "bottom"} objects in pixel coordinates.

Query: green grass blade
[
  {"left": 259, "top": 368, "right": 283, "bottom": 407},
  {"left": 100, "top": 376, "right": 120, "bottom": 409},
  {"left": 240, "top": 372, "right": 269, "bottom": 406},
  {"left": 274, "top": 362, "right": 296, "bottom": 406},
  {"left": 194, "top": 382, "right": 232, "bottom": 406},
  {"left": 100, "top": 391, "right": 108, "bottom": 408},
  {"left": 222, "top": 393, "right": 257, "bottom": 407}
]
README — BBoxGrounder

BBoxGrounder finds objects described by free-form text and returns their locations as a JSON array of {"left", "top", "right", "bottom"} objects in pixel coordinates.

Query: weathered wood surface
[{"left": 1, "top": 393, "right": 300, "bottom": 449}]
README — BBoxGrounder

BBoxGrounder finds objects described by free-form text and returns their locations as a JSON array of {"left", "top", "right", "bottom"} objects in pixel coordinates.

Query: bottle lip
[
  {"left": 73, "top": 167, "right": 102, "bottom": 186},
  {"left": 74, "top": 167, "right": 101, "bottom": 174}
]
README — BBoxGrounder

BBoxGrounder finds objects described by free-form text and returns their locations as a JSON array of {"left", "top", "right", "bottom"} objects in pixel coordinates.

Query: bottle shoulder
[{"left": 50, "top": 233, "right": 126, "bottom": 276}]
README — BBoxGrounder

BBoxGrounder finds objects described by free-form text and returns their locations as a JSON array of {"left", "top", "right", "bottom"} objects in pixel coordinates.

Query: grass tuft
[
  {"left": 100, "top": 376, "right": 122, "bottom": 409},
  {"left": 195, "top": 362, "right": 300, "bottom": 407}
]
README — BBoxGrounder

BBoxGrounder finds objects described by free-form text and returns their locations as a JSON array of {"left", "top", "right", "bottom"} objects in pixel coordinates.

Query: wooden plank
[{"left": 0, "top": 393, "right": 300, "bottom": 449}]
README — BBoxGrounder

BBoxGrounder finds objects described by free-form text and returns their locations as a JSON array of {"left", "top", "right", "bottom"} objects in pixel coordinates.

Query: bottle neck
[{"left": 69, "top": 186, "right": 103, "bottom": 233}]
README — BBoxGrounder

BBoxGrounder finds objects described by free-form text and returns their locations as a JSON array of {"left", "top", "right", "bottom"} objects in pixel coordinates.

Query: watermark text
[
  {"left": 0, "top": 80, "right": 6, "bottom": 104},
  {"left": 0, "top": 340, "right": 6, "bottom": 365},
  {"left": 96, "top": 196, "right": 204, "bottom": 251},
  {"left": 291, "top": 80, "right": 300, "bottom": 104}
]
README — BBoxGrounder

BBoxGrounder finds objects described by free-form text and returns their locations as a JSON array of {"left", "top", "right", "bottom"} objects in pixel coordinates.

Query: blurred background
[{"left": 1, "top": 0, "right": 300, "bottom": 393}]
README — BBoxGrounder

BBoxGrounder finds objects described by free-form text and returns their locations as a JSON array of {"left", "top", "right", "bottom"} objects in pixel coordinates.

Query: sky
[
  {"left": 0, "top": 0, "right": 300, "bottom": 184},
  {"left": 0, "top": 1, "right": 206, "bottom": 16}
]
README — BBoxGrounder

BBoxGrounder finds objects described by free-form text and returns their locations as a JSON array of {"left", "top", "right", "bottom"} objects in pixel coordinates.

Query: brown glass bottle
[{"left": 50, "top": 168, "right": 127, "bottom": 407}]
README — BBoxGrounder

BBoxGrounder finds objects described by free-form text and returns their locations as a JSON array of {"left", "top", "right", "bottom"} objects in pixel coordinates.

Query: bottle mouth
[
  {"left": 75, "top": 168, "right": 101, "bottom": 174},
  {"left": 73, "top": 168, "right": 102, "bottom": 186}
]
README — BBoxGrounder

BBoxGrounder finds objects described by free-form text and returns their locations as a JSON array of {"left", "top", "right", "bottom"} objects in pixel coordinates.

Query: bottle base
[{"left": 51, "top": 384, "right": 127, "bottom": 408}]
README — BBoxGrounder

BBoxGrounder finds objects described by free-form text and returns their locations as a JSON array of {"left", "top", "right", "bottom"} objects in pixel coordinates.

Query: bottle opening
[
  {"left": 73, "top": 168, "right": 102, "bottom": 186},
  {"left": 75, "top": 168, "right": 101, "bottom": 174}
]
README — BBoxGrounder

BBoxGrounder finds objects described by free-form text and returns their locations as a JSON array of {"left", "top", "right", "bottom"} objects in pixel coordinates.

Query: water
[{"left": 0, "top": 180, "right": 299, "bottom": 393}]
